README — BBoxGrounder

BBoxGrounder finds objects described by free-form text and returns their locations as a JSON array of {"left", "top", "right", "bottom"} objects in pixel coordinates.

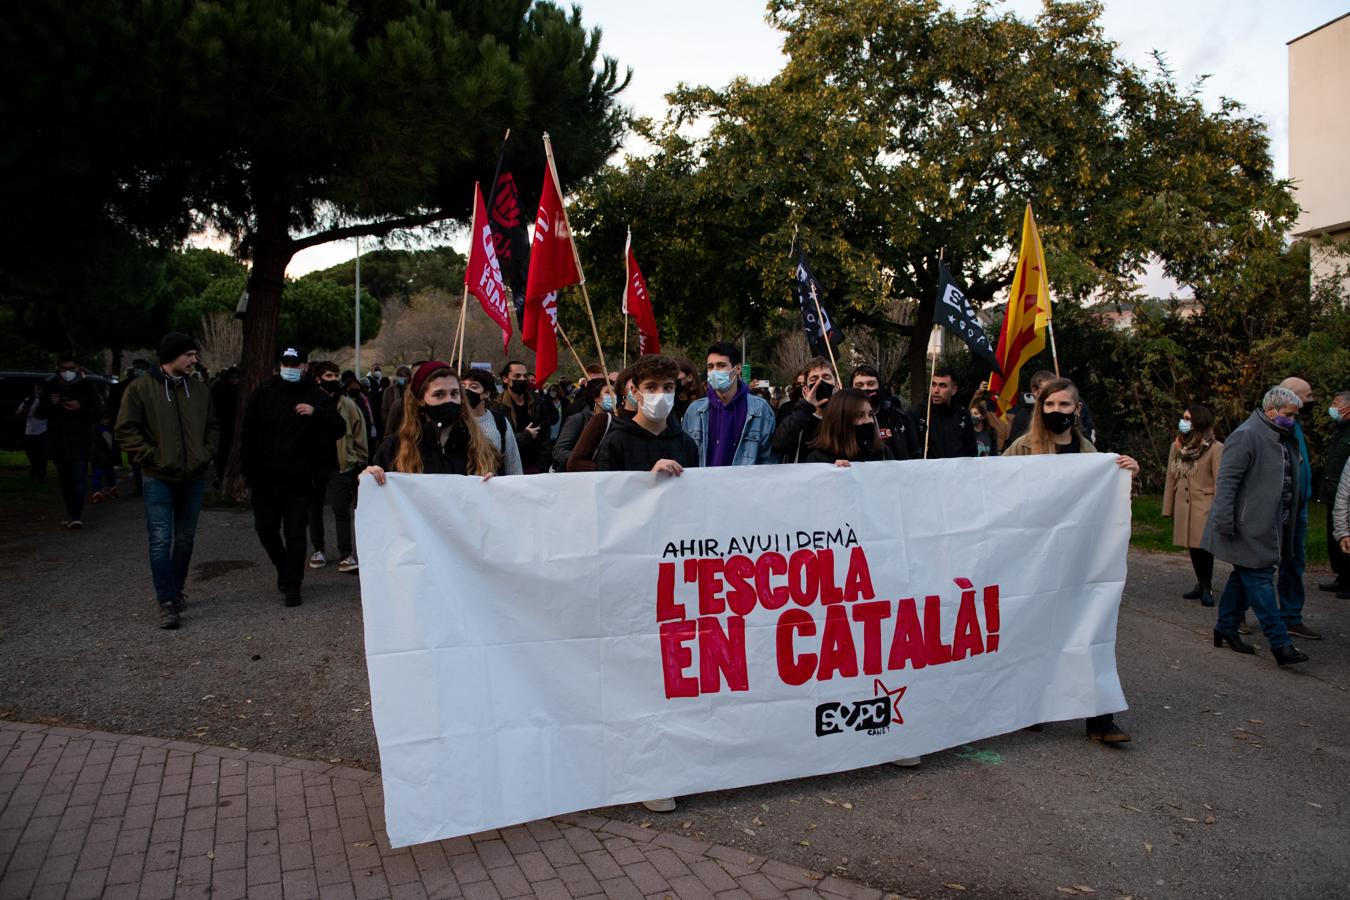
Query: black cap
[
  {"left": 279, "top": 347, "right": 305, "bottom": 364},
  {"left": 158, "top": 332, "right": 199, "bottom": 364}
]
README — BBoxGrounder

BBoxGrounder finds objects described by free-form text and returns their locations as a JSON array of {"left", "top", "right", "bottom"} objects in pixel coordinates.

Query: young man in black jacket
[
  {"left": 36, "top": 354, "right": 104, "bottom": 528},
  {"left": 916, "top": 363, "right": 977, "bottom": 459},
  {"left": 772, "top": 357, "right": 836, "bottom": 463},
  {"left": 498, "top": 359, "right": 555, "bottom": 473},
  {"left": 851, "top": 364, "right": 918, "bottom": 460},
  {"left": 592, "top": 353, "right": 697, "bottom": 813},
  {"left": 594, "top": 356, "right": 697, "bottom": 478},
  {"left": 240, "top": 348, "right": 346, "bottom": 607}
]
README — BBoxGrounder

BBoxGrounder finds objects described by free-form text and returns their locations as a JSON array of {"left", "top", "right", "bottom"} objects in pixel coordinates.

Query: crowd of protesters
[{"left": 25, "top": 336, "right": 1333, "bottom": 718}]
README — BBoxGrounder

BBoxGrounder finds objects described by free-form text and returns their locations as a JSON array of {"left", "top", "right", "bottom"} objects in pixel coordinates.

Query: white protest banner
[{"left": 356, "top": 455, "right": 1131, "bottom": 847}]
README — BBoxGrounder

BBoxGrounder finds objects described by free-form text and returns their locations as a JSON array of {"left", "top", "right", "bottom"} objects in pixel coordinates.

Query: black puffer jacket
[
  {"left": 594, "top": 417, "right": 699, "bottom": 473},
  {"left": 240, "top": 376, "right": 345, "bottom": 491}
]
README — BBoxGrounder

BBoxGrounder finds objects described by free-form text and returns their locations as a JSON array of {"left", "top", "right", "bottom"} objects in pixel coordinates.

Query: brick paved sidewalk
[{"left": 0, "top": 722, "right": 897, "bottom": 900}]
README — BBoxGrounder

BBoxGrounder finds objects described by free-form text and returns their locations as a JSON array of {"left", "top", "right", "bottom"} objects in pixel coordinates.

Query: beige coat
[{"left": 1162, "top": 439, "right": 1223, "bottom": 548}]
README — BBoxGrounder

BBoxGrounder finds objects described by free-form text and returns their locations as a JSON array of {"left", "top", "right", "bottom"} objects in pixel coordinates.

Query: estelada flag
[
  {"left": 523, "top": 134, "right": 583, "bottom": 384},
  {"left": 465, "top": 183, "right": 513, "bottom": 353},
  {"left": 988, "top": 203, "right": 1052, "bottom": 417},
  {"left": 624, "top": 231, "right": 661, "bottom": 355}
]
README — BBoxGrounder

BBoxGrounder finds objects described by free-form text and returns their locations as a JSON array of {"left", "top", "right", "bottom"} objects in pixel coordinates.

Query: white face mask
[
  {"left": 59, "top": 370, "right": 77, "bottom": 382},
  {"left": 640, "top": 390, "right": 675, "bottom": 421}
]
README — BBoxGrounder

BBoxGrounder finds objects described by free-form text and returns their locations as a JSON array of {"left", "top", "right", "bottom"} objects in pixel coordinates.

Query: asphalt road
[{"left": 1, "top": 485, "right": 1346, "bottom": 899}]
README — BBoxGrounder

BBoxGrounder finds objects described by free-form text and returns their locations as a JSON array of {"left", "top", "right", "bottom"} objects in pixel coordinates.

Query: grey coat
[{"left": 1201, "top": 410, "right": 1303, "bottom": 569}]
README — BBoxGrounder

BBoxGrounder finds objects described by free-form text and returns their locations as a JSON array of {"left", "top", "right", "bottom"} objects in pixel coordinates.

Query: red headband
[{"left": 411, "top": 360, "right": 453, "bottom": 397}]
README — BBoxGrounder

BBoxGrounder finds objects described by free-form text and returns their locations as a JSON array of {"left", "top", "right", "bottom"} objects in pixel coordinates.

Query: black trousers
[
  {"left": 252, "top": 486, "right": 309, "bottom": 599},
  {"left": 308, "top": 470, "right": 356, "bottom": 559},
  {"left": 53, "top": 457, "right": 88, "bottom": 520},
  {"left": 1328, "top": 504, "right": 1348, "bottom": 583},
  {"left": 1188, "top": 547, "right": 1215, "bottom": 588}
]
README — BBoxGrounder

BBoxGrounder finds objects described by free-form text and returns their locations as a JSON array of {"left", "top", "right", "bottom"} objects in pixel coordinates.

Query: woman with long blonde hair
[
  {"left": 362, "top": 361, "right": 499, "bottom": 485},
  {"left": 1004, "top": 377, "right": 1140, "bottom": 743}
]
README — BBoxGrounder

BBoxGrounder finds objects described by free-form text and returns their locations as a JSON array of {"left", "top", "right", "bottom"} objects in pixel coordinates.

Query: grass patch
[
  {"left": 1131, "top": 493, "right": 1328, "bottom": 567},
  {"left": 0, "top": 449, "right": 57, "bottom": 498}
]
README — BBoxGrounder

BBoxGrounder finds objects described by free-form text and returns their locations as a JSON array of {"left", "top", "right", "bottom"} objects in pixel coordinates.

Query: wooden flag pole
[
  {"left": 812, "top": 290, "right": 842, "bottom": 388},
  {"left": 543, "top": 133, "right": 608, "bottom": 375},
  {"left": 622, "top": 227, "right": 631, "bottom": 368},
  {"left": 553, "top": 314, "right": 588, "bottom": 377},
  {"left": 923, "top": 324, "right": 940, "bottom": 460},
  {"left": 451, "top": 284, "right": 469, "bottom": 370}
]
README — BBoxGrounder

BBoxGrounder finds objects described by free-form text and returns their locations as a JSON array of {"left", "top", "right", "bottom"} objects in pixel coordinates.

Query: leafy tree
[
  {"left": 573, "top": 0, "right": 1296, "bottom": 404},
  {"left": 279, "top": 277, "right": 382, "bottom": 352},
  {"left": 2, "top": 0, "right": 629, "bottom": 492},
  {"left": 305, "top": 246, "right": 467, "bottom": 308}
]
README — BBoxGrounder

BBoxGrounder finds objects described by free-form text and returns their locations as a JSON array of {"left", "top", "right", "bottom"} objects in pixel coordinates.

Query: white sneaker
[
  {"left": 309, "top": 551, "right": 327, "bottom": 569},
  {"left": 890, "top": 756, "right": 922, "bottom": 767},
  {"left": 641, "top": 798, "right": 677, "bottom": 813},
  {"left": 337, "top": 556, "right": 359, "bottom": 573}
]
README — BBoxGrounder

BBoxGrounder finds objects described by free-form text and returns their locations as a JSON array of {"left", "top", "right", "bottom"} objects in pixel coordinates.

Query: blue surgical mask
[
  {"left": 707, "top": 369, "right": 735, "bottom": 392},
  {"left": 600, "top": 395, "right": 616, "bottom": 412},
  {"left": 280, "top": 367, "right": 302, "bottom": 383},
  {"left": 1178, "top": 419, "right": 1193, "bottom": 435},
  {"left": 59, "top": 370, "right": 77, "bottom": 383},
  {"left": 1330, "top": 406, "right": 1342, "bottom": 423},
  {"left": 626, "top": 389, "right": 638, "bottom": 409}
]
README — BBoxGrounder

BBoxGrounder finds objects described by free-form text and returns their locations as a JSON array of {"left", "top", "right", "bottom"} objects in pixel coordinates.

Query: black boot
[
  {"left": 1182, "top": 582, "right": 1203, "bottom": 600},
  {"left": 1213, "top": 629, "right": 1256, "bottom": 654},
  {"left": 1272, "top": 645, "right": 1309, "bottom": 667},
  {"left": 1199, "top": 585, "right": 1215, "bottom": 607}
]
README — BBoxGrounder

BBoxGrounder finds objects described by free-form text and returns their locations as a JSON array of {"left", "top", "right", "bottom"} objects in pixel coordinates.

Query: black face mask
[
  {"left": 320, "top": 380, "right": 341, "bottom": 395},
  {"left": 464, "top": 390, "right": 483, "bottom": 409},
  {"left": 1044, "top": 411, "right": 1077, "bottom": 434},
  {"left": 813, "top": 380, "right": 835, "bottom": 402},
  {"left": 508, "top": 380, "right": 529, "bottom": 396},
  {"left": 854, "top": 423, "right": 876, "bottom": 452},
  {"left": 346, "top": 385, "right": 362, "bottom": 396},
  {"left": 423, "top": 400, "right": 461, "bottom": 428}
]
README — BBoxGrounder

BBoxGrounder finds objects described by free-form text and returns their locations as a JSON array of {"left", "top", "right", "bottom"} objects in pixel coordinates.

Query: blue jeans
[
  {"left": 1217, "top": 564, "right": 1291, "bottom": 649},
  {"left": 1276, "top": 503, "right": 1308, "bottom": 626},
  {"left": 142, "top": 477, "right": 205, "bottom": 606}
]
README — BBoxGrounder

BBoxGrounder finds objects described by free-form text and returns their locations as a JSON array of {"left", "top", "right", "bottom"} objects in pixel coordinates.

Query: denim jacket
[{"left": 682, "top": 393, "right": 777, "bottom": 466}]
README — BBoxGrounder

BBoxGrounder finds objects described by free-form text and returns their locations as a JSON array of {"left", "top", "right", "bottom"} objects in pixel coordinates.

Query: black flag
[
  {"left": 934, "top": 262, "right": 1001, "bottom": 373},
  {"left": 487, "top": 142, "right": 530, "bottom": 329},
  {"left": 791, "top": 238, "right": 842, "bottom": 358}
]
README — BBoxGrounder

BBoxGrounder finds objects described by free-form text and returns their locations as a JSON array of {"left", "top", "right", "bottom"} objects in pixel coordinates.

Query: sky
[{"left": 270, "top": 0, "right": 1347, "bottom": 286}]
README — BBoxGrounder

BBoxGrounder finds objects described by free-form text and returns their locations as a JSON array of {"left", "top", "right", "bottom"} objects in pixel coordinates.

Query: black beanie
[{"left": 158, "top": 332, "right": 199, "bottom": 364}]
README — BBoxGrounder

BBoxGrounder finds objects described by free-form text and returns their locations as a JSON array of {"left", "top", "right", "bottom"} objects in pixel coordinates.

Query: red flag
[
  {"left": 465, "top": 183, "right": 513, "bottom": 353},
  {"left": 624, "top": 232, "right": 661, "bottom": 355},
  {"left": 523, "top": 136, "right": 582, "bottom": 384},
  {"left": 534, "top": 291, "right": 559, "bottom": 385}
]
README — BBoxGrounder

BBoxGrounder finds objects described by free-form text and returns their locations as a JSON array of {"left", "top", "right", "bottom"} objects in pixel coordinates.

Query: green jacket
[
  {"left": 336, "top": 394, "right": 369, "bottom": 472},
  {"left": 114, "top": 368, "right": 220, "bottom": 482}
]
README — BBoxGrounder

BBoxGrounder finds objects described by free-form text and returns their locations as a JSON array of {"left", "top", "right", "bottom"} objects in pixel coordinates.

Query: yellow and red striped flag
[{"left": 988, "top": 203, "right": 1052, "bottom": 417}]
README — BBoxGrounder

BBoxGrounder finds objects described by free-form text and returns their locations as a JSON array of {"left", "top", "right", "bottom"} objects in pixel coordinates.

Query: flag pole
[
  {"left": 554, "top": 314, "right": 588, "bottom": 377},
  {"left": 793, "top": 226, "right": 841, "bottom": 384},
  {"left": 923, "top": 324, "right": 940, "bottom": 459},
  {"left": 452, "top": 285, "right": 469, "bottom": 370},
  {"left": 1047, "top": 320, "right": 1061, "bottom": 377},
  {"left": 622, "top": 227, "right": 631, "bottom": 368},
  {"left": 452, "top": 180, "right": 483, "bottom": 370},
  {"left": 543, "top": 133, "right": 608, "bottom": 374}
]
